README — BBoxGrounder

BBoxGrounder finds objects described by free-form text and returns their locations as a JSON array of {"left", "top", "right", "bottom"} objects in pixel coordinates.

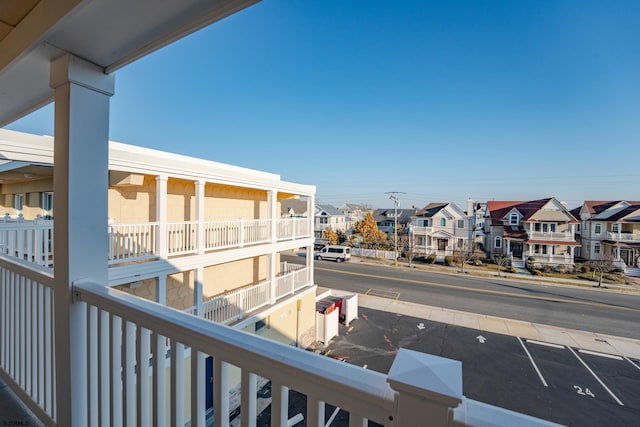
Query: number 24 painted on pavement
[{"left": 574, "top": 385, "right": 595, "bottom": 398}]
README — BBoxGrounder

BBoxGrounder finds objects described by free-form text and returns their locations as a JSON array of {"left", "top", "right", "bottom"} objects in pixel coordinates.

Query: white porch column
[
  {"left": 156, "top": 175, "right": 168, "bottom": 257},
  {"left": 50, "top": 53, "right": 114, "bottom": 427},
  {"left": 506, "top": 239, "right": 511, "bottom": 254},
  {"left": 196, "top": 180, "right": 205, "bottom": 254},
  {"left": 268, "top": 190, "right": 277, "bottom": 243},
  {"left": 309, "top": 195, "right": 315, "bottom": 238}
]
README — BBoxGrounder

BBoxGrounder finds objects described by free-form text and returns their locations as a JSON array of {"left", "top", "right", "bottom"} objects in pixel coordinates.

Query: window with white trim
[
  {"left": 440, "top": 218, "right": 446, "bottom": 226},
  {"left": 509, "top": 213, "right": 518, "bottom": 225},
  {"left": 494, "top": 236, "right": 502, "bottom": 249},
  {"left": 42, "top": 192, "right": 53, "bottom": 218},
  {"left": 594, "top": 243, "right": 601, "bottom": 254},
  {"left": 612, "top": 223, "right": 619, "bottom": 233},
  {"left": 14, "top": 194, "right": 24, "bottom": 215},
  {"left": 457, "top": 219, "right": 464, "bottom": 228},
  {"left": 594, "top": 223, "right": 601, "bottom": 235}
]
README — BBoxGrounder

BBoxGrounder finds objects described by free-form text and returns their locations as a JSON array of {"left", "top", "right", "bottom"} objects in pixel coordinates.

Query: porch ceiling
[{"left": 0, "top": 0, "right": 259, "bottom": 127}]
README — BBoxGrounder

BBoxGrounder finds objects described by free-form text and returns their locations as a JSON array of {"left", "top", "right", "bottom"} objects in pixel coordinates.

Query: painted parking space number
[{"left": 574, "top": 385, "right": 595, "bottom": 398}]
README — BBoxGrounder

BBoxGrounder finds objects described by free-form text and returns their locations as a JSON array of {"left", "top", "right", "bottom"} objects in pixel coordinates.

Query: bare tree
[
  {"left": 399, "top": 233, "right": 416, "bottom": 267},
  {"left": 586, "top": 257, "right": 616, "bottom": 288},
  {"left": 454, "top": 242, "right": 483, "bottom": 274},
  {"left": 492, "top": 253, "right": 510, "bottom": 277}
]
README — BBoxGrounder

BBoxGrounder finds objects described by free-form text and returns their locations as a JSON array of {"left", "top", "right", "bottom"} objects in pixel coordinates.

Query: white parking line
[
  {"left": 518, "top": 337, "right": 548, "bottom": 387},
  {"left": 578, "top": 349, "right": 623, "bottom": 360},
  {"left": 568, "top": 347, "right": 624, "bottom": 406},
  {"left": 525, "top": 339, "right": 564, "bottom": 349},
  {"left": 624, "top": 356, "right": 640, "bottom": 372}
]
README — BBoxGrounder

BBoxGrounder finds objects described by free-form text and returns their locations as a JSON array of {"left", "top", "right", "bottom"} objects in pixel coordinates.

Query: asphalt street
[{"left": 307, "top": 257, "right": 640, "bottom": 340}]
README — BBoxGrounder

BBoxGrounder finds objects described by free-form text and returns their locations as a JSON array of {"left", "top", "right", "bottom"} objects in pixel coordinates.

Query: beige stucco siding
[
  {"left": 204, "top": 184, "right": 267, "bottom": 221},
  {"left": 203, "top": 256, "right": 267, "bottom": 298},
  {"left": 265, "top": 291, "right": 316, "bottom": 344},
  {"left": 108, "top": 175, "right": 156, "bottom": 223}
]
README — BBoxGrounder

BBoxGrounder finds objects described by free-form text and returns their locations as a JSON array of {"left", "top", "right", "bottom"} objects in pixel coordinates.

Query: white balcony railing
[
  {"left": 528, "top": 231, "right": 574, "bottom": 241},
  {"left": 276, "top": 266, "right": 311, "bottom": 298},
  {"left": 185, "top": 266, "right": 312, "bottom": 324},
  {"left": 605, "top": 231, "right": 640, "bottom": 242},
  {"left": 524, "top": 252, "right": 573, "bottom": 265},
  {"left": 277, "top": 217, "right": 311, "bottom": 241},
  {"left": 108, "top": 222, "right": 159, "bottom": 264},
  {"left": 410, "top": 226, "right": 433, "bottom": 234},
  {"left": 1, "top": 217, "right": 312, "bottom": 267},
  {"left": 0, "top": 221, "right": 54, "bottom": 267},
  {"left": 1, "top": 256, "right": 560, "bottom": 426}
]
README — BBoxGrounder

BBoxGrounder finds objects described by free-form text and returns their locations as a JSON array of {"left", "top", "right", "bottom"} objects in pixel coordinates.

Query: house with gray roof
[
  {"left": 409, "top": 202, "right": 472, "bottom": 258},
  {"left": 314, "top": 204, "right": 347, "bottom": 238}
]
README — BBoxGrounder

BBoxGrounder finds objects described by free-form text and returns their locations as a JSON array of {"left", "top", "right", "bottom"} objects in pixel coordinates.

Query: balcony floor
[{"left": 0, "top": 377, "right": 43, "bottom": 426}]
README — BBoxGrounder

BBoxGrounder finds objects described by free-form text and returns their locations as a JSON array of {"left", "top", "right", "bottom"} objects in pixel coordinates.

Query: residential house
[
  {"left": 573, "top": 200, "right": 640, "bottom": 270},
  {"left": 485, "top": 198, "right": 580, "bottom": 268},
  {"left": 375, "top": 208, "right": 415, "bottom": 236},
  {"left": 281, "top": 198, "right": 309, "bottom": 218},
  {"left": 0, "top": 1, "right": 552, "bottom": 425},
  {"left": 409, "top": 202, "right": 472, "bottom": 258},
  {"left": 314, "top": 203, "right": 347, "bottom": 237},
  {"left": 338, "top": 203, "right": 370, "bottom": 232}
]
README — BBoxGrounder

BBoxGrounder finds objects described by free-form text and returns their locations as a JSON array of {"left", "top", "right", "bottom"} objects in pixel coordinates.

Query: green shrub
[
  {"left": 426, "top": 254, "right": 436, "bottom": 264},
  {"left": 444, "top": 256, "right": 453, "bottom": 266}
]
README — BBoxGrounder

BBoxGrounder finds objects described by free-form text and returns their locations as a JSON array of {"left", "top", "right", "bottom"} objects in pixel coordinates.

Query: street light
[{"left": 386, "top": 191, "right": 405, "bottom": 267}]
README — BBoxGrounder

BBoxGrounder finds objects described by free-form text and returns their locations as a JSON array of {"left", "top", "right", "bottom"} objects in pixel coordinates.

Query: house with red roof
[
  {"left": 573, "top": 200, "right": 640, "bottom": 271},
  {"left": 484, "top": 198, "right": 580, "bottom": 268}
]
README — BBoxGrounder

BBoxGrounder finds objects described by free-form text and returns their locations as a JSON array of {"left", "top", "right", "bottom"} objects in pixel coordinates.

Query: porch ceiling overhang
[
  {"left": 431, "top": 230, "right": 453, "bottom": 238},
  {"left": 0, "top": 161, "right": 53, "bottom": 184},
  {"left": 601, "top": 240, "right": 640, "bottom": 247},
  {"left": 0, "top": 0, "right": 259, "bottom": 127},
  {"left": 526, "top": 239, "right": 581, "bottom": 246}
]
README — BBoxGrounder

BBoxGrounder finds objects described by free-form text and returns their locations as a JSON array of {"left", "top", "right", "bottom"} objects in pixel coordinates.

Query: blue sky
[{"left": 6, "top": 0, "right": 640, "bottom": 210}]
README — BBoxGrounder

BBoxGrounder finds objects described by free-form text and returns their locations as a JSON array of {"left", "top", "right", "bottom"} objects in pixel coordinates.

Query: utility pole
[{"left": 386, "top": 191, "right": 405, "bottom": 267}]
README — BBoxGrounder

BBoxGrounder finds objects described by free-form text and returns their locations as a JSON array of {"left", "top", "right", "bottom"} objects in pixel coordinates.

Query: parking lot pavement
[
  {"left": 307, "top": 307, "right": 640, "bottom": 426},
  {"left": 357, "top": 293, "right": 640, "bottom": 359}
]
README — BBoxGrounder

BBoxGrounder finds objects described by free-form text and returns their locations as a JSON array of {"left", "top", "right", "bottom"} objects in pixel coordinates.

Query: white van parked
[{"left": 314, "top": 245, "right": 351, "bottom": 262}]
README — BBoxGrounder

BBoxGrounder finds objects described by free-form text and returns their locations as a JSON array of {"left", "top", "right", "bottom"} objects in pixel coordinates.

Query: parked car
[{"left": 314, "top": 245, "right": 351, "bottom": 262}]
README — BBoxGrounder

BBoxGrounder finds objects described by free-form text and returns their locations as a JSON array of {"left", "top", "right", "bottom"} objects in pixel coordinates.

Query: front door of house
[
  {"left": 437, "top": 239, "right": 447, "bottom": 252},
  {"left": 512, "top": 242, "right": 523, "bottom": 258}
]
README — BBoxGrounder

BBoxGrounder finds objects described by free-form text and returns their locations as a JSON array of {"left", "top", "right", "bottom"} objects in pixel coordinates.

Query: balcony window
[
  {"left": 319, "top": 217, "right": 328, "bottom": 224},
  {"left": 534, "top": 223, "right": 541, "bottom": 232},
  {"left": 612, "top": 223, "right": 619, "bottom": 233}
]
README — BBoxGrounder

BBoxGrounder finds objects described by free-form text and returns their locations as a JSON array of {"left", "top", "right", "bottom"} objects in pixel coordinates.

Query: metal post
[{"left": 386, "top": 192, "right": 405, "bottom": 267}]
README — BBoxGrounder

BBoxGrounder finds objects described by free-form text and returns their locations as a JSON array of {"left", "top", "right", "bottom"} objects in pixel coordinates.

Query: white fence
[
  {"left": 528, "top": 231, "right": 574, "bottom": 241},
  {"left": 277, "top": 218, "right": 311, "bottom": 241},
  {"left": 351, "top": 247, "right": 396, "bottom": 260}
]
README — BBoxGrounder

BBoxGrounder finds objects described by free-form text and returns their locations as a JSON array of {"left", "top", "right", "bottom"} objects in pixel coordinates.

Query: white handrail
[{"left": 75, "top": 281, "right": 396, "bottom": 426}]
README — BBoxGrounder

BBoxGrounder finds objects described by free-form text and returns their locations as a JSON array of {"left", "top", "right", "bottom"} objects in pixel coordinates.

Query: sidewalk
[{"left": 357, "top": 293, "right": 640, "bottom": 360}]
